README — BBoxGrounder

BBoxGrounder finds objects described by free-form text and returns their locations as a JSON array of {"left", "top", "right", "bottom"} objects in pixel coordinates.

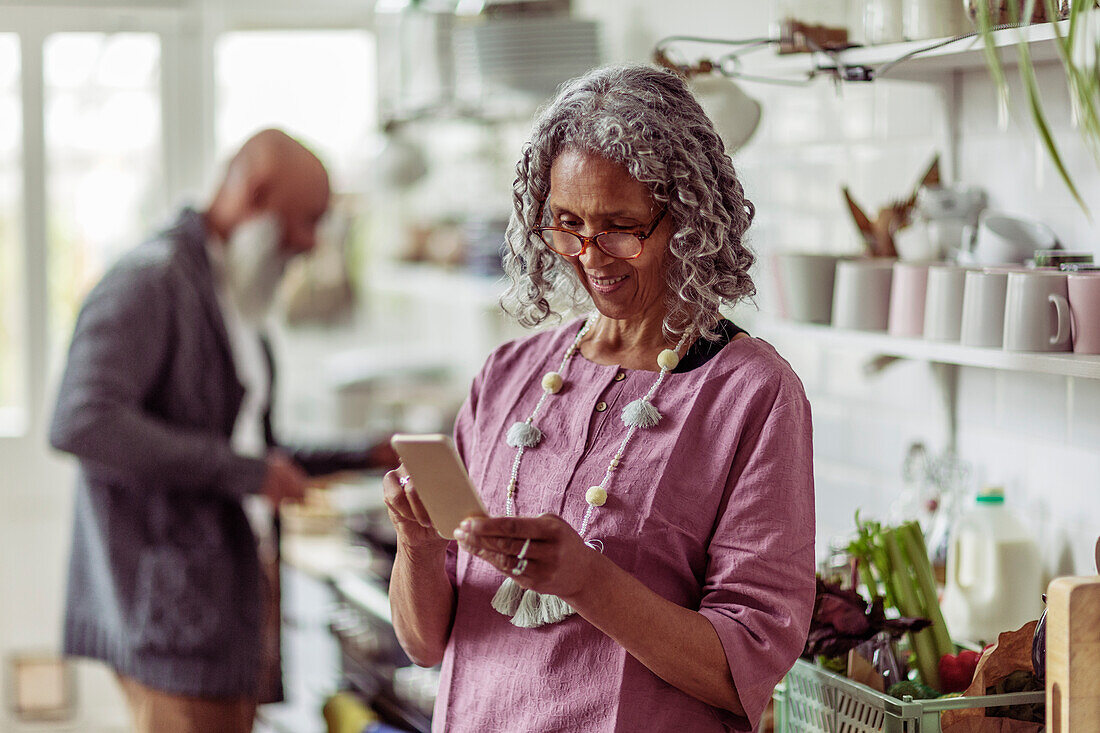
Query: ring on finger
[
  {"left": 511, "top": 557, "right": 528, "bottom": 576},
  {"left": 516, "top": 537, "right": 531, "bottom": 561},
  {"left": 398, "top": 475, "right": 411, "bottom": 487}
]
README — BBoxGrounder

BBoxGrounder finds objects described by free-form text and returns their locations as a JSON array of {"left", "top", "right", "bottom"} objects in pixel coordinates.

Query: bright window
[
  {"left": 0, "top": 34, "right": 24, "bottom": 423},
  {"left": 214, "top": 30, "right": 376, "bottom": 191},
  {"left": 44, "top": 32, "right": 164, "bottom": 353}
]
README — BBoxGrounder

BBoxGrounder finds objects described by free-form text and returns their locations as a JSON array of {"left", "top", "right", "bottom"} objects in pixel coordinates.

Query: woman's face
[{"left": 547, "top": 147, "right": 671, "bottom": 324}]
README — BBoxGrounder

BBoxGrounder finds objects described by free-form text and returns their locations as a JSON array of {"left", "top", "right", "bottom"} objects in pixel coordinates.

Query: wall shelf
[
  {"left": 756, "top": 317, "right": 1100, "bottom": 379},
  {"left": 741, "top": 19, "right": 1070, "bottom": 81}
]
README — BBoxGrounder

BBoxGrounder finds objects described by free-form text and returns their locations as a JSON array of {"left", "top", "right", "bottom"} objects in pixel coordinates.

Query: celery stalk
[
  {"left": 883, "top": 528, "right": 942, "bottom": 690},
  {"left": 900, "top": 522, "right": 955, "bottom": 661}
]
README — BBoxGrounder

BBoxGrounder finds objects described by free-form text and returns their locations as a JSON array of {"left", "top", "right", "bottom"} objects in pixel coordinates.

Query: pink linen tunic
[{"left": 435, "top": 319, "right": 816, "bottom": 732}]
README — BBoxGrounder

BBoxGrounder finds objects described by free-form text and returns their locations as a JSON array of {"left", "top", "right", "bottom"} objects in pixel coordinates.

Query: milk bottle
[{"left": 941, "top": 487, "right": 1044, "bottom": 643}]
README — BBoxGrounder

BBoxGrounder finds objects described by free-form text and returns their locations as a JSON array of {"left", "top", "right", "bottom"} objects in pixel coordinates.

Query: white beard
[{"left": 224, "top": 213, "right": 290, "bottom": 324}]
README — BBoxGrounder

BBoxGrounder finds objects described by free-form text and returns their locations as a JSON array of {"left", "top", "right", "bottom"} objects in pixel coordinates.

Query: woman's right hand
[{"left": 382, "top": 468, "right": 449, "bottom": 553}]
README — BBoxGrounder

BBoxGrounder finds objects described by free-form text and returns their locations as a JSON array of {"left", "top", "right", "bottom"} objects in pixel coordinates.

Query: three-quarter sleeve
[{"left": 697, "top": 394, "right": 817, "bottom": 731}]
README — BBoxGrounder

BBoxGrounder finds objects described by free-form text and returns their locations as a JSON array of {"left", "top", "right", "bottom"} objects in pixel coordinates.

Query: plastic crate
[{"left": 773, "top": 658, "right": 1045, "bottom": 733}]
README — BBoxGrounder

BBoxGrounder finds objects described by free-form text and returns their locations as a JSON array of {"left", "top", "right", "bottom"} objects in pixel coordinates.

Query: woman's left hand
[{"left": 453, "top": 514, "right": 600, "bottom": 600}]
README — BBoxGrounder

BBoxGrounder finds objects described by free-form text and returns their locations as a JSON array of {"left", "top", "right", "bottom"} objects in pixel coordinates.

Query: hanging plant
[
  {"left": 966, "top": 0, "right": 1068, "bottom": 24},
  {"left": 974, "top": 0, "right": 1100, "bottom": 216}
]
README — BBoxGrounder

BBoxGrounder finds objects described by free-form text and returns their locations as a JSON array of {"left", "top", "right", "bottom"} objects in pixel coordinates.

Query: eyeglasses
[{"left": 532, "top": 208, "right": 666, "bottom": 260}]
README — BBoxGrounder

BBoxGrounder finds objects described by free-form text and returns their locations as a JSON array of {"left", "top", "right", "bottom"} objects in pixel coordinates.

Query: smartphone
[{"left": 390, "top": 433, "right": 487, "bottom": 539}]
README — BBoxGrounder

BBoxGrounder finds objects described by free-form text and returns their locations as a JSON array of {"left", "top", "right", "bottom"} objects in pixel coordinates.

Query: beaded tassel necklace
[{"left": 492, "top": 314, "right": 692, "bottom": 628}]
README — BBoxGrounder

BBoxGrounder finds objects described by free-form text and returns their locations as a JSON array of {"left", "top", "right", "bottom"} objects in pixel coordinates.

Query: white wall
[{"left": 576, "top": 0, "right": 1100, "bottom": 578}]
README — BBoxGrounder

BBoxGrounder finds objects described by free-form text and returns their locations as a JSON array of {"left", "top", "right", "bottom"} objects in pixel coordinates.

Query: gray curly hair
[{"left": 501, "top": 64, "right": 756, "bottom": 342}]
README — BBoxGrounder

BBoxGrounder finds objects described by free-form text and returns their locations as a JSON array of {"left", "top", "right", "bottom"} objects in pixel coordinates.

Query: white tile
[
  {"left": 956, "top": 429, "right": 1031, "bottom": 492},
  {"left": 959, "top": 68, "right": 1014, "bottom": 137},
  {"left": 866, "top": 360, "right": 943, "bottom": 417},
  {"left": 1069, "top": 377, "right": 1100, "bottom": 449},
  {"left": 1025, "top": 448, "right": 1100, "bottom": 577},
  {"left": 814, "top": 470, "right": 895, "bottom": 546},
  {"left": 770, "top": 214, "right": 829, "bottom": 254},
  {"left": 840, "top": 85, "right": 876, "bottom": 141},
  {"left": 769, "top": 82, "right": 832, "bottom": 145},
  {"left": 957, "top": 366, "right": 998, "bottom": 429},
  {"left": 812, "top": 408, "right": 854, "bottom": 465},
  {"left": 774, "top": 338, "right": 822, "bottom": 391},
  {"left": 820, "top": 349, "right": 875, "bottom": 402},
  {"left": 812, "top": 80, "right": 848, "bottom": 144},
  {"left": 996, "top": 371, "right": 1069, "bottom": 442},
  {"left": 1030, "top": 64, "right": 1074, "bottom": 128},
  {"left": 876, "top": 80, "right": 947, "bottom": 141}
]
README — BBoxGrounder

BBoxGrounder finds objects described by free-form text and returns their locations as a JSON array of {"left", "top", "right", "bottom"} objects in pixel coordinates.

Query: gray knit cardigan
[{"left": 49, "top": 208, "right": 271, "bottom": 697}]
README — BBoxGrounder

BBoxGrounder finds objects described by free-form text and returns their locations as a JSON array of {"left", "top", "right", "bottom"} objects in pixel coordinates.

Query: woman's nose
[{"left": 578, "top": 238, "right": 613, "bottom": 268}]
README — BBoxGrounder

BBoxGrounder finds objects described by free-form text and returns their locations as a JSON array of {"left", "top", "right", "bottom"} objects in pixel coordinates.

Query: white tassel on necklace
[
  {"left": 491, "top": 577, "right": 525, "bottom": 615},
  {"left": 493, "top": 316, "right": 690, "bottom": 628},
  {"left": 621, "top": 398, "right": 661, "bottom": 428},
  {"left": 506, "top": 421, "right": 543, "bottom": 448}
]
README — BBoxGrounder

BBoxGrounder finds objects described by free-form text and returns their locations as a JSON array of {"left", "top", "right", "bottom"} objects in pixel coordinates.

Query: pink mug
[
  {"left": 1068, "top": 274, "right": 1100, "bottom": 354},
  {"left": 889, "top": 262, "right": 930, "bottom": 337}
]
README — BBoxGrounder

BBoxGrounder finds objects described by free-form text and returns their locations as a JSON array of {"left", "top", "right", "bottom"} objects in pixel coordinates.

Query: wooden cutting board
[{"left": 1046, "top": 575, "right": 1100, "bottom": 732}]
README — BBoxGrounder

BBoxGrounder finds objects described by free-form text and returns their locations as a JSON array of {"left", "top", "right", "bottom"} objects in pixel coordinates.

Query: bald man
[{"left": 50, "top": 129, "right": 395, "bottom": 732}]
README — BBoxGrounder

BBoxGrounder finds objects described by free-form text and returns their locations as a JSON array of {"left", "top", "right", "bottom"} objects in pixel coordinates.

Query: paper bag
[{"left": 940, "top": 620, "right": 1043, "bottom": 733}]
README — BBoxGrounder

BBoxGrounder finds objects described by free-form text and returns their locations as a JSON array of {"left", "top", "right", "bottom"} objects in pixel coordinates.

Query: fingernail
[
  {"left": 453, "top": 529, "right": 466, "bottom": 541},
  {"left": 459, "top": 519, "right": 472, "bottom": 531}
]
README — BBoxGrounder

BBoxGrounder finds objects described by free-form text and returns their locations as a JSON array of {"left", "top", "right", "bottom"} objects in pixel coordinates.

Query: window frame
[{"left": 0, "top": 2, "right": 375, "bottom": 452}]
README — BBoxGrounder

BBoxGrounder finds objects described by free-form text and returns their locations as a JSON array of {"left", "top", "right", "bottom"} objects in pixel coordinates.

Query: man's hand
[{"left": 261, "top": 452, "right": 308, "bottom": 506}]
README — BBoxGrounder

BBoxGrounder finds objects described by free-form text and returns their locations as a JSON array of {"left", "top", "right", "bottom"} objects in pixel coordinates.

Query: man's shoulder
[{"left": 100, "top": 209, "right": 204, "bottom": 290}]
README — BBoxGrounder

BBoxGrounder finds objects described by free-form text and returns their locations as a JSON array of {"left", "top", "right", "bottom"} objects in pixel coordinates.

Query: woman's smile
[{"left": 587, "top": 272, "right": 630, "bottom": 293}]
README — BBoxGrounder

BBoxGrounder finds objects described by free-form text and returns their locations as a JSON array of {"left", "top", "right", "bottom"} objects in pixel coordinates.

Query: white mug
[
  {"left": 923, "top": 264, "right": 968, "bottom": 342},
  {"left": 964, "top": 211, "right": 1057, "bottom": 266},
  {"left": 775, "top": 253, "right": 842, "bottom": 324},
  {"left": 1003, "top": 271, "right": 1072, "bottom": 352},
  {"left": 960, "top": 268, "right": 1010, "bottom": 348},
  {"left": 832, "top": 258, "right": 895, "bottom": 331}
]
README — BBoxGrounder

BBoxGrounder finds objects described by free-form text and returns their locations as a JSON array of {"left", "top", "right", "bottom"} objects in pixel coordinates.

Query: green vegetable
[
  {"left": 847, "top": 516, "right": 954, "bottom": 692},
  {"left": 899, "top": 523, "right": 954, "bottom": 661},
  {"left": 887, "top": 680, "right": 938, "bottom": 701},
  {"left": 818, "top": 655, "right": 847, "bottom": 676}
]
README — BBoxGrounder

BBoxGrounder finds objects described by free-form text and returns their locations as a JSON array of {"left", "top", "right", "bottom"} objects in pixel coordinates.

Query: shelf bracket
[{"left": 930, "top": 361, "right": 960, "bottom": 452}]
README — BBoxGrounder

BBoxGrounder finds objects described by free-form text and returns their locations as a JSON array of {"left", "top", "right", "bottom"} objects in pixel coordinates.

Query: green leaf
[
  {"left": 975, "top": 0, "right": 1011, "bottom": 126},
  {"left": 1013, "top": 5, "right": 1092, "bottom": 216}
]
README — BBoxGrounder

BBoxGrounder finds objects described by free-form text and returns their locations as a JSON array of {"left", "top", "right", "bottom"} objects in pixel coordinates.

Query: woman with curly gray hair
[{"left": 383, "top": 65, "right": 815, "bottom": 733}]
